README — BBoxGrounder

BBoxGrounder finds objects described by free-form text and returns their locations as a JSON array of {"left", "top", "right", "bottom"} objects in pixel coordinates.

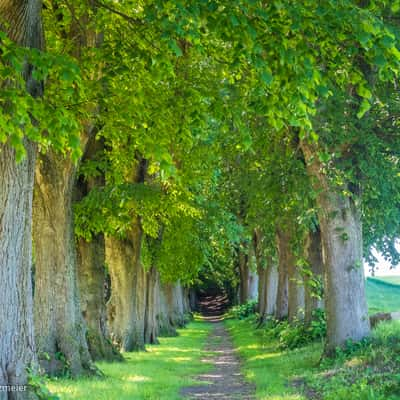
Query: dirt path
[{"left": 181, "top": 296, "right": 255, "bottom": 399}]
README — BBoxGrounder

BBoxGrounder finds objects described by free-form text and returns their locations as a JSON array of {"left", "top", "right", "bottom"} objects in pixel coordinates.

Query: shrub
[
  {"left": 261, "top": 309, "right": 327, "bottom": 350},
  {"left": 228, "top": 300, "right": 257, "bottom": 319}
]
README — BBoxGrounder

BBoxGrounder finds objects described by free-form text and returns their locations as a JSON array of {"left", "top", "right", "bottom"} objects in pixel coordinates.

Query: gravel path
[{"left": 181, "top": 305, "right": 255, "bottom": 399}]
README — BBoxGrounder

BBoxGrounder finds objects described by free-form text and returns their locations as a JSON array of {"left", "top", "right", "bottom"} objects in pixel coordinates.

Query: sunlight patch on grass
[
  {"left": 126, "top": 375, "right": 151, "bottom": 382},
  {"left": 249, "top": 352, "right": 281, "bottom": 361}
]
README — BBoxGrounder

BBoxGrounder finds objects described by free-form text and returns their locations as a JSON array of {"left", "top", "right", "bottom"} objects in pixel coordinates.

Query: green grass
[
  {"left": 227, "top": 317, "right": 400, "bottom": 400},
  {"left": 225, "top": 317, "right": 321, "bottom": 399},
  {"left": 371, "top": 276, "right": 400, "bottom": 285},
  {"left": 366, "top": 276, "right": 400, "bottom": 313},
  {"left": 47, "top": 321, "right": 212, "bottom": 400}
]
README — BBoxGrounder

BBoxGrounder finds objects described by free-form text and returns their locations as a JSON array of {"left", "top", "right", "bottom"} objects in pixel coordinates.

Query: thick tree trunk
[
  {"left": 75, "top": 135, "right": 120, "bottom": 361},
  {"left": 238, "top": 247, "right": 250, "bottom": 304},
  {"left": 33, "top": 154, "right": 93, "bottom": 376},
  {"left": 275, "top": 232, "right": 289, "bottom": 320},
  {"left": 0, "top": 143, "right": 37, "bottom": 399},
  {"left": 248, "top": 248, "right": 258, "bottom": 300},
  {"left": 182, "top": 288, "right": 192, "bottom": 315},
  {"left": 158, "top": 282, "right": 187, "bottom": 336},
  {"left": 257, "top": 263, "right": 279, "bottom": 322},
  {"left": 276, "top": 228, "right": 304, "bottom": 322},
  {"left": 106, "top": 224, "right": 147, "bottom": 352},
  {"left": 253, "top": 229, "right": 266, "bottom": 316},
  {"left": 0, "top": 2, "right": 42, "bottom": 397},
  {"left": 302, "top": 142, "right": 370, "bottom": 354},
  {"left": 144, "top": 266, "right": 160, "bottom": 345},
  {"left": 304, "top": 229, "right": 324, "bottom": 326},
  {"left": 257, "top": 266, "right": 267, "bottom": 315},
  {"left": 288, "top": 264, "right": 305, "bottom": 322},
  {"left": 77, "top": 236, "right": 121, "bottom": 361},
  {"left": 158, "top": 284, "right": 178, "bottom": 337},
  {"left": 169, "top": 282, "right": 186, "bottom": 327},
  {"left": 189, "top": 289, "right": 197, "bottom": 311}
]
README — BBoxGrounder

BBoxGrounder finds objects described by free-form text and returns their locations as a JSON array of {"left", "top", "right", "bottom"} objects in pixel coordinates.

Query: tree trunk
[
  {"left": 33, "top": 153, "right": 93, "bottom": 376},
  {"left": 275, "top": 232, "right": 289, "bottom": 320},
  {"left": 169, "top": 282, "right": 186, "bottom": 327},
  {"left": 277, "top": 228, "right": 304, "bottom": 322},
  {"left": 74, "top": 135, "right": 121, "bottom": 361},
  {"left": 158, "top": 284, "right": 178, "bottom": 337},
  {"left": 257, "top": 266, "right": 267, "bottom": 316},
  {"left": 257, "top": 262, "right": 279, "bottom": 321},
  {"left": 0, "top": 143, "right": 38, "bottom": 398},
  {"left": 106, "top": 224, "right": 147, "bottom": 352},
  {"left": 189, "top": 289, "right": 197, "bottom": 311},
  {"left": 257, "top": 266, "right": 274, "bottom": 321},
  {"left": 182, "top": 288, "right": 192, "bottom": 315},
  {"left": 302, "top": 141, "right": 370, "bottom": 354},
  {"left": 238, "top": 247, "right": 250, "bottom": 304},
  {"left": 253, "top": 229, "right": 266, "bottom": 317},
  {"left": 0, "top": 2, "right": 42, "bottom": 397},
  {"left": 248, "top": 257, "right": 259, "bottom": 301},
  {"left": 158, "top": 282, "right": 187, "bottom": 336},
  {"left": 144, "top": 266, "right": 160, "bottom": 345},
  {"left": 77, "top": 236, "right": 122, "bottom": 361},
  {"left": 304, "top": 228, "right": 324, "bottom": 326}
]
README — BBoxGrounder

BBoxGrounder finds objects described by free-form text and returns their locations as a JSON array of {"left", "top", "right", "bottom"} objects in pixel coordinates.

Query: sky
[{"left": 364, "top": 249, "right": 400, "bottom": 277}]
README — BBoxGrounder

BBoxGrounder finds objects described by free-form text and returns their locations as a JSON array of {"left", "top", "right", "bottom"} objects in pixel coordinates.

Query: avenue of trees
[{"left": 1, "top": 0, "right": 400, "bottom": 398}]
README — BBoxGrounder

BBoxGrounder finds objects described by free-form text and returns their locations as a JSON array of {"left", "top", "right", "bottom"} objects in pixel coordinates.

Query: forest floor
[{"left": 181, "top": 295, "right": 256, "bottom": 399}]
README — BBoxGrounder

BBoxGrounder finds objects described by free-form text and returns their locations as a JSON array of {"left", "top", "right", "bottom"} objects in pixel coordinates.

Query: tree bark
[
  {"left": 302, "top": 141, "right": 370, "bottom": 354},
  {"left": 0, "top": 1, "right": 42, "bottom": 397},
  {"left": 144, "top": 266, "right": 160, "bottom": 345},
  {"left": 248, "top": 247, "right": 259, "bottom": 300},
  {"left": 75, "top": 135, "right": 121, "bottom": 361},
  {"left": 257, "top": 263, "right": 279, "bottom": 321},
  {"left": 106, "top": 224, "right": 147, "bottom": 352},
  {"left": 253, "top": 230, "right": 278, "bottom": 321},
  {"left": 77, "top": 236, "right": 122, "bottom": 361},
  {"left": 238, "top": 246, "right": 250, "bottom": 304},
  {"left": 33, "top": 153, "right": 94, "bottom": 376},
  {"left": 182, "top": 287, "right": 192, "bottom": 315},
  {"left": 277, "top": 228, "right": 304, "bottom": 322},
  {"left": 158, "top": 283, "right": 178, "bottom": 337},
  {"left": 304, "top": 228, "right": 324, "bottom": 326},
  {"left": 275, "top": 232, "right": 289, "bottom": 320},
  {"left": 0, "top": 143, "right": 37, "bottom": 399},
  {"left": 158, "top": 282, "right": 187, "bottom": 336}
]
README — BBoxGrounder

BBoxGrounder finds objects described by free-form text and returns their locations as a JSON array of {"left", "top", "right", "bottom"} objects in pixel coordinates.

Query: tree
[{"left": 0, "top": 1, "right": 43, "bottom": 395}]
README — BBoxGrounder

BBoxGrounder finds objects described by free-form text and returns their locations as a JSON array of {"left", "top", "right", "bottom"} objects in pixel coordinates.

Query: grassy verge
[
  {"left": 47, "top": 321, "right": 212, "bottom": 400},
  {"left": 227, "top": 317, "right": 400, "bottom": 400},
  {"left": 366, "top": 276, "right": 400, "bottom": 313},
  {"left": 226, "top": 317, "right": 321, "bottom": 399}
]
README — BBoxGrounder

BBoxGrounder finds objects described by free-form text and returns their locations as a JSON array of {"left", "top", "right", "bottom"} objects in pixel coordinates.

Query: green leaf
[
  {"left": 318, "top": 152, "right": 330, "bottom": 163},
  {"left": 260, "top": 68, "right": 273, "bottom": 86},
  {"left": 357, "top": 99, "right": 371, "bottom": 119},
  {"left": 169, "top": 40, "right": 183, "bottom": 57},
  {"left": 356, "top": 85, "right": 372, "bottom": 99},
  {"left": 373, "top": 53, "right": 387, "bottom": 68}
]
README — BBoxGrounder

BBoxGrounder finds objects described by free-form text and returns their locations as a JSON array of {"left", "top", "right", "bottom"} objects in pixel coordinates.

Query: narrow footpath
[{"left": 181, "top": 296, "right": 255, "bottom": 400}]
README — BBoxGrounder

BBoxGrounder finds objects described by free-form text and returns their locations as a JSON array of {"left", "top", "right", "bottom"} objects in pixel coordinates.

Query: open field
[{"left": 366, "top": 276, "right": 400, "bottom": 313}]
